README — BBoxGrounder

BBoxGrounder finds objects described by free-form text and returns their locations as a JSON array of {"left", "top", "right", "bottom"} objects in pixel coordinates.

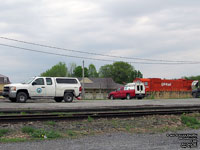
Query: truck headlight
[{"left": 10, "top": 86, "right": 16, "bottom": 91}]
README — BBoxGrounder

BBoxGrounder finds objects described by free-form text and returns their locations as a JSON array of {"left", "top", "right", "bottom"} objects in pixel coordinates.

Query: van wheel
[
  {"left": 54, "top": 97, "right": 63, "bottom": 102},
  {"left": 9, "top": 98, "right": 17, "bottom": 102},
  {"left": 126, "top": 94, "right": 130, "bottom": 100},
  {"left": 110, "top": 95, "right": 114, "bottom": 100},
  {"left": 16, "top": 92, "right": 27, "bottom": 103},
  {"left": 64, "top": 93, "right": 73, "bottom": 103}
]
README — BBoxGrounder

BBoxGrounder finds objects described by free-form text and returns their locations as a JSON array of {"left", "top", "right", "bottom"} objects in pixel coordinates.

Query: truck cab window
[
  {"left": 46, "top": 78, "right": 52, "bottom": 85},
  {"left": 34, "top": 78, "right": 44, "bottom": 85}
]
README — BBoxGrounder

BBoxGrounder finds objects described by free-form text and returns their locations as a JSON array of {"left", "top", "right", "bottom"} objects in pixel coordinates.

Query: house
[{"left": 78, "top": 77, "right": 122, "bottom": 99}]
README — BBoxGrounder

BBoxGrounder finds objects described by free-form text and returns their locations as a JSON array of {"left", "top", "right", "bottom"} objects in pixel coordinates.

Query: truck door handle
[{"left": 41, "top": 87, "right": 45, "bottom": 88}]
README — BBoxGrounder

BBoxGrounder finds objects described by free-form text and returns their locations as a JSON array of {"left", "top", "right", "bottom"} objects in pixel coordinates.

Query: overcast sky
[{"left": 0, "top": 0, "right": 200, "bottom": 82}]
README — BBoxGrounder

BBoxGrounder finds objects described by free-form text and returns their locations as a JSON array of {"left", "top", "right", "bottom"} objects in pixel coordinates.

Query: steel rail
[
  {"left": 0, "top": 105, "right": 200, "bottom": 122},
  {"left": 1, "top": 105, "right": 200, "bottom": 113}
]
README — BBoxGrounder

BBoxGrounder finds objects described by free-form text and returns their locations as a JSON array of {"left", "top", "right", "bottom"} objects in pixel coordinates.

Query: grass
[
  {"left": 21, "top": 126, "right": 61, "bottom": 139},
  {"left": 0, "top": 129, "right": 9, "bottom": 137},
  {"left": 21, "top": 126, "right": 35, "bottom": 134},
  {"left": 66, "top": 130, "right": 78, "bottom": 138},
  {"left": 181, "top": 114, "right": 200, "bottom": 129},
  {"left": 125, "top": 124, "right": 132, "bottom": 131},
  {"left": 0, "top": 138, "right": 27, "bottom": 143},
  {"left": 31, "top": 129, "right": 61, "bottom": 139},
  {"left": 45, "top": 121, "right": 56, "bottom": 126},
  {"left": 20, "top": 112, "right": 27, "bottom": 115},
  {"left": 87, "top": 116, "right": 94, "bottom": 122}
]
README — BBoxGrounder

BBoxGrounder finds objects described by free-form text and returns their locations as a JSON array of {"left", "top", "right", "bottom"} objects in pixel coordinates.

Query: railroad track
[{"left": 1, "top": 105, "right": 200, "bottom": 122}]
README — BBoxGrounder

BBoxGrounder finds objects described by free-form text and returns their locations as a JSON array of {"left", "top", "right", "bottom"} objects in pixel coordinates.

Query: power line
[
  {"left": 0, "top": 43, "right": 199, "bottom": 65},
  {"left": 0, "top": 36, "right": 198, "bottom": 63}
]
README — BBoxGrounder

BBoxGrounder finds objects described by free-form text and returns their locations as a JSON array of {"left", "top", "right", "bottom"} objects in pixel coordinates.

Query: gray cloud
[{"left": 0, "top": 0, "right": 200, "bottom": 82}]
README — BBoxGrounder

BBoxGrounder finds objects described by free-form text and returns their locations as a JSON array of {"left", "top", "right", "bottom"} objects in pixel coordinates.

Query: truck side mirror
[{"left": 32, "top": 82, "right": 36, "bottom": 86}]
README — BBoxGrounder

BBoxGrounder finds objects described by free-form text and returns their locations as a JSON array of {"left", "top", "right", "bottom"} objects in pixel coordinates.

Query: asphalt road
[{"left": 0, "top": 131, "right": 199, "bottom": 150}]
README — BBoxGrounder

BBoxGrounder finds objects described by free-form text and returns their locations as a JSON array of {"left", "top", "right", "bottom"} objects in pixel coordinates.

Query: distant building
[
  {"left": 0, "top": 74, "right": 10, "bottom": 95},
  {"left": 0, "top": 74, "right": 10, "bottom": 84},
  {"left": 78, "top": 77, "right": 122, "bottom": 99}
]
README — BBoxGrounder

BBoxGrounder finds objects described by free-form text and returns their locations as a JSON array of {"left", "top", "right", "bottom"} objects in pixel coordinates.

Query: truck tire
[
  {"left": 9, "top": 98, "right": 17, "bottom": 102},
  {"left": 54, "top": 97, "right": 63, "bottom": 102},
  {"left": 126, "top": 94, "right": 130, "bottom": 100},
  {"left": 64, "top": 93, "right": 73, "bottom": 103},
  {"left": 16, "top": 92, "right": 28, "bottom": 103}
]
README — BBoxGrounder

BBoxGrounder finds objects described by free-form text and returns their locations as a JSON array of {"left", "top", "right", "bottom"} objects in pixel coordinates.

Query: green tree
[
  {"left": 88, "top": 64, "right": 98, "bottom": 77},
  {"left": 99, "top": 64, "right": 113, "bottom": 78},
  {"left": 184, "top": 75, "right": 200, "bottom": 81},
  {"left": 41, "top": 62, "right": 68, "bottom": 77},
  {"left": 112, "top": 61, "right": 134, "bottom": 84},
  {"left": 73, "top": 66, "right": 89, "bottom": 77},
  {"left": 99, "top": 61, "right": 143, "bottom": 84}
]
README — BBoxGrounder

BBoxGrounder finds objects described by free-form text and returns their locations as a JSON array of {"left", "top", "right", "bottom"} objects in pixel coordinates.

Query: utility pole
[{"left": 82, "top": 60, "right": 85, "bottom": 99}]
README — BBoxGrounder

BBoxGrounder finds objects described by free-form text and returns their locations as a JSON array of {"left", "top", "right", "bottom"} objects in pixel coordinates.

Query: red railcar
[{"left": 134, "top": 78, "right": 193, "bottom": 92}]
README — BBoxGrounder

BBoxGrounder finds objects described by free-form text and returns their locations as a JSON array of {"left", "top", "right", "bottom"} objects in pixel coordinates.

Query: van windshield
[{"left": 21, "top": 77, "right": 35, "bottom": 84}]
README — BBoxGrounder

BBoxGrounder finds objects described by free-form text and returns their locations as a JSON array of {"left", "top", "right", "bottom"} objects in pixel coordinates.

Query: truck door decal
[{"left": 36, "top": 88, "right": 42, "bottom": 94}]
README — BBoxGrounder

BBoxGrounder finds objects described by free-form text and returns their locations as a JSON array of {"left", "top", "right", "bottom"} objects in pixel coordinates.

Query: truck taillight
[{"left": 79, "top": 86, "right": 82, "bottom": 92}]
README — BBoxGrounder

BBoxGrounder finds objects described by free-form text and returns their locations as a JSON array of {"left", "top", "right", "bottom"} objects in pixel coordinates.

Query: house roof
[{"left": 78, "top": 77, "right": 122, "bottom": 90}]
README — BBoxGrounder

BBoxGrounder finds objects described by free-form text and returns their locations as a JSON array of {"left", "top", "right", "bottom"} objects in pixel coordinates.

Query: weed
[
  {"left": 21, "top": 126, "right": 35, "bottom": 134},
  {"left": 66, "top": 130, "right": 77, "bottom": 137},
  {"left": 125, "top": 125, "right": 132, "bottom": 131},
  {"left": 20, "top": 112, "right": 27, "bottom": 115},
  {"left": 181, "top": 114, "right": 200, "bottom": 129},
  {"left": 159, "top": 126, "right": 170, "bottom": 133},
  {"left": 0, "top": 138, "right": 27, "bottom": 143},
  {"left": 0, "top": 112, "right": 4, "bottom": 116},
  {"left": 88, "top": 116, "right": 94, "bottom": 122},
  {"left": 31, "top": 129, "right": 61, "bottom": 139},
  {"left": 45, "top": 121, "right": 56, "bottom": 126},
  {"left": 111, "top": 119, "right": 119, "bottom": 128},
  {"left": 0, "top": 129, "right": 9, "bottom": 137},
  {"left": 45, "top": 130, "right": 61, "bottom": 139}
]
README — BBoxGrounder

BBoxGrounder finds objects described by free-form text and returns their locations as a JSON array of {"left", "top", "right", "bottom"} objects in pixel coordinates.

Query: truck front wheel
[
  {"left": 16, "top": 92, "right": 28, "bottom": 103},
  {"left": 64, "top": 93, "right": 73, "bottom": 103}
]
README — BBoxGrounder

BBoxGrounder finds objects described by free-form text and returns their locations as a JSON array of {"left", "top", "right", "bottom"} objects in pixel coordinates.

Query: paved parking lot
[{"left": 0, "top": 98, "right": 200, "bottom": 111}]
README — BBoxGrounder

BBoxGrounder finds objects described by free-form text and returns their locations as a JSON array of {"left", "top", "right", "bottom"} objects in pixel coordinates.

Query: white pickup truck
[{"left": 3, "top": 77, "right": 82, "bottom": 103}]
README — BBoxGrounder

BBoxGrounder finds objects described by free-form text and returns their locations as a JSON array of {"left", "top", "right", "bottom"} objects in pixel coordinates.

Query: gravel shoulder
[{"left": 0, "top": 131, "right": 199, "bottom": 150}]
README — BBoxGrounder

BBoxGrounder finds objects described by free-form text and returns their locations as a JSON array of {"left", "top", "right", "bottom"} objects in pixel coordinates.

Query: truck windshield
[{"left": 21, "top": 77, "right": 35, "bottom": 84}]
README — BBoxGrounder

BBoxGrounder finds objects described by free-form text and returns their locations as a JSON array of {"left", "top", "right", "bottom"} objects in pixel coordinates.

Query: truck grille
[{"left": 3, "top": 87, "right": 10, "bottom": 93}]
